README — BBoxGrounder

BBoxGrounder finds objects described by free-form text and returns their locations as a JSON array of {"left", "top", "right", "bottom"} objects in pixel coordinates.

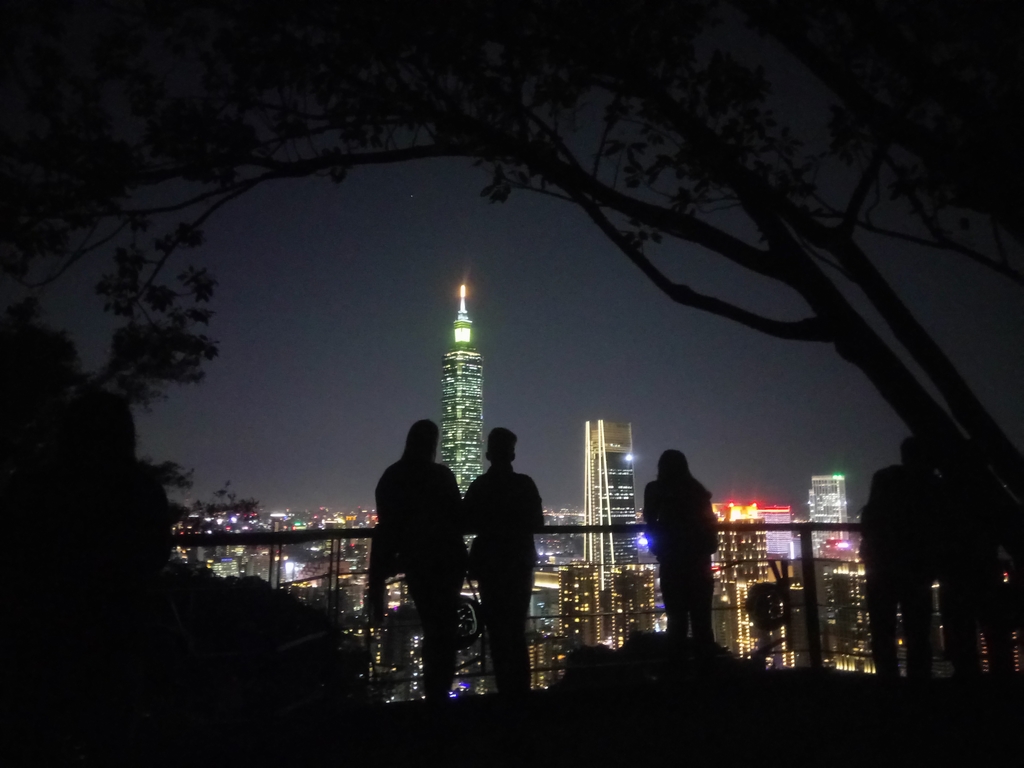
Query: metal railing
[{"left": 169, "top": 521, "right": 889, "bottom": 700}]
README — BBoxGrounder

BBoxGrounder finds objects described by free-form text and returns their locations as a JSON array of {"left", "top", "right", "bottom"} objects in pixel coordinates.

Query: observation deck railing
[{"left": 168, "top": 521, "right": 975, "bottom": 701}]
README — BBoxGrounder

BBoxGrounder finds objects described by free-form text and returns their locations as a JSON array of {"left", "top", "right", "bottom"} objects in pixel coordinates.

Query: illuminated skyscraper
[
  {"left": 584, "top": 420, "right": 638, "bottom": 576},
  {"left": 808, "top": 475, "right": 849, "bottom": 557},
  {"left": 441, "top": 285, "right": 483, "bottom": 494},
  {"left": 560, "top": 563, "right": 602, "bottom": 647},
  {"left": 609, "top": 565, "right": 656, "bottom": 647},
  {"left": 762, "top": 505, "right": 795, "bottom": 559},
  {"left": 712, "top": 503, "right": 771, "bottom": 661},
  {"left": 821, "top": 560, "right": 873, "bottom": 673}
]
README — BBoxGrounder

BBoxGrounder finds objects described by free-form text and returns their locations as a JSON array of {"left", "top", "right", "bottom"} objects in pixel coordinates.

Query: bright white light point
[
  {"left": 625, "top": 454, "right": 633, "bottom": 462},
  {"left": 460, "top": 284, "right": 466, "bottom": 298}
]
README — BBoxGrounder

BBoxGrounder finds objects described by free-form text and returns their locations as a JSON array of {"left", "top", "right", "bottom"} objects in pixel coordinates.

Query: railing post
[
  {"left": 269, "top": 518, "right": 280, "bottom": 589},
  {"left": 327, "top": 534, "right": 337, "bottom": 627},
  {"left": 799, "top": 524, "right": 823, "bottom": 670},
  {"left": 336, "top": 534, "right": 345, "bottom": 625},
  {"left": 365, "top": 533, "right": 374, "bottom": 692}
]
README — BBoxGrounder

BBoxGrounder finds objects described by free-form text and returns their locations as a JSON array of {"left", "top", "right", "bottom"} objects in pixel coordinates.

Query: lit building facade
[
  {"left": 584, "top": 420, "right": 638, "bottom": 574},
  {"left": 821, "top": 560, "right": 873, "bottom": 673},
  {"left": 610, "top": 564, "right": 656, "bottom": 648},
  {"left": 762, "top": 505, "right": 795, "bottom": 559},
  {"left": 441, "top": 285, "right": 483, "bottom": 494},
  {"left": 712, "top": 502, "right": 794, "bottom": 667},
  {"left": 560, "top": 563, "right": 603, "bottom": 647},
  {"left": 808, "top": 475, "right": 848, "bottom": 558},
  {"left": 712, "top": 503, "right": 770, "bottom": 660},
  {"left": 376, "top": 601, "right": 424, "bottom": 702},
  {"left": 528, "top": 633, "right": 572, "bottom": 689},
  {"left": 537, "top": 507, "right": 585, "bottom": 564}
]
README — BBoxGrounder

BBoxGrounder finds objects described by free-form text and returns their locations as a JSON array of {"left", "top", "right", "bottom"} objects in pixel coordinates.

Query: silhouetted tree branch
[
  {"left": 3, "top": 0, "right": 1022, "bottom": 515},
  {"left": 571, "top": 191, "right": 832, "bottom": 342},
  {"left": 733, "top": 0, "right": 1024, "bottom": 247}
]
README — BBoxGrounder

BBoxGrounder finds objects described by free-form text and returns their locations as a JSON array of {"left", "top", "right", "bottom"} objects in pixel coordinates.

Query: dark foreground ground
[
  {"left": 114, "top": 673, "right": 1024, "bottom": 765},
  {"left": 330, "top": 673, "right": 1023, "bottom": 766},
  {"left": 9, "top": 670, "right": 1024, "bottom": 765}
]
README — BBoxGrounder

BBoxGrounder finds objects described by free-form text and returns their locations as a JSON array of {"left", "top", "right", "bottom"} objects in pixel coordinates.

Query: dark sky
[{"left": 36, "top": 154, "right": 1024, "bottom": 516}]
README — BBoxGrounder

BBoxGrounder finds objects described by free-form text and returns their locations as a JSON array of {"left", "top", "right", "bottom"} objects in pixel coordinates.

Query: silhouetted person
[
  {"left": 936, "top": 453, "right": 1014, "bottom": 677},
  {"left": 464, "top": 428, "right": 542, "bottom": 695},
  {"left": 1, "top": 390, "right": 172, "bottom": 758},
  {"left": 643, "top": 450, "right": 718, "bottom": 666},
  {"left": 369, "top": 420, "right": 467, "bottom": 701},
  {"left": 861, "top": 437, "right": 939, "bottom": 678}
]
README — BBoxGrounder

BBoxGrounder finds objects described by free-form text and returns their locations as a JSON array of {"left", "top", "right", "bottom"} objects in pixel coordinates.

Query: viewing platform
[
  {"left": 9, "top": 522, "right": 1021, "bottom": 765},
  {"left": 135, "top": 672, "right": 1024, "bottom": 765}
]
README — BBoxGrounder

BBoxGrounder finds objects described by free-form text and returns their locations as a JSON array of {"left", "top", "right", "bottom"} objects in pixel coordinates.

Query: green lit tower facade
[{"left": 441, "top": 285, "right": 483, "bottom": 494}]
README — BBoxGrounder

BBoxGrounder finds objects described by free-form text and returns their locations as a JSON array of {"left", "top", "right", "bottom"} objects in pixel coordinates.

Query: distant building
[
  {"left": 820, "top": 538, "right": 857, "bottom": 560},
  {"left": 584, "top": 420, "right": 638, "bottom": 575},
  {"left": 537, "top": 507, "right": 586, "bottom": 563},
  {"left": 609, "top": 565, "right": 656, "bottom": 648},
  {"left": 441, "top": 285, "right": 483, "bottom": 494},
  {"left": 712, "top": 502, "right": 794, "bottom": 667},
  {"left": 530, "top": 571, "right": 562, "bottom": 636},
  {"left": 210, "top": 557, "right": 239, "bottom": 578},
  {"left": 376, "top": 602, "right": 424, "bottom": 702},
  {"left": 808, "top": 475, "right": 848, "bottom": 558},
  {"left": 761, "top": 505, "right": 795, "bottom": 559},
  {"left": 821, "top": 560, "right": 873, "bottom": 673},
  {"left": 559, "top": 563, "right": 603, "bottom": 647},
  {"left": 712, "top": 503, "right": 769, "bottom": 660},
  {"left": 528, "top": 633, "right": 572, "bottom": 689}
]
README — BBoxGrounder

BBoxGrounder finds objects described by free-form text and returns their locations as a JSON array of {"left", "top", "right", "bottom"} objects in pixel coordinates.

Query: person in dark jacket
[
  {"left": 2, "top": 390, "right": 172, "bottom": 759},
  {"left": 464, "top": 428, "right": 543, "bottom": 695},
  {"left": 369, "top": 420, "right": 467, "bottom": 701},
  {"left": 642, "top": 450, "right": 718, "bottom": 664},
  {"left": 935, "top": 449, "right": 1016, "bottom": 677},
  {"left": 4, "top": 391, "right": 172, "bottom": 597},
  {"left": 861, "top": 437, "right": 941, "bottom": 678}
]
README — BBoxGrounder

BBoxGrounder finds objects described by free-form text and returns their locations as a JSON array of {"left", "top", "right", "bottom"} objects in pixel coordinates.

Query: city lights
[{"left": 164, "top": 290, "right": 927, "bottom": 703}]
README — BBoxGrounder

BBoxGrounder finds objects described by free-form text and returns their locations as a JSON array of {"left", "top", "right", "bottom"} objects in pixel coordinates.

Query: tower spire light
[{"left": 442, "top": 285, "right": 483, "bottom": 494}]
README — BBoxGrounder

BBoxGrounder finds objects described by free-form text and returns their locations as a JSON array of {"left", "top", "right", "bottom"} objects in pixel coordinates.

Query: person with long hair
[
  {"left": 369, "top": 420, "right": 467, "bottom": 701},
  {"left": 642, "top": 449, "right": 718, "bottom": 666},
  {"left": 861, "top": 437, "right": 940, "bottom": 678}
]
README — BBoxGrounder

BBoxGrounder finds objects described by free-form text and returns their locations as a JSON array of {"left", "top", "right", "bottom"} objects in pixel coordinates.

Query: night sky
[{"left": 35, "top": 152, "right": 1024, "bottom": 516}]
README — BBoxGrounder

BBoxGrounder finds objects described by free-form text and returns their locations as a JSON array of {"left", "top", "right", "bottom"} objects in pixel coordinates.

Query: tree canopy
[{"left": 2, "top": 1, "right": 1022, "bottom": 510}]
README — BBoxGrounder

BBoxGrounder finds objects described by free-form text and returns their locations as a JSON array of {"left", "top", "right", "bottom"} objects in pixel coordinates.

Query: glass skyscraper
[
  {"left": 808, "top": 474, "right": 848, "bottom": 557},
  {"left": 584, "top": 420, "right": 638, "bottom": 578},
  {"left": 441, "top": 285, "right": 483, "bottom": 494}
]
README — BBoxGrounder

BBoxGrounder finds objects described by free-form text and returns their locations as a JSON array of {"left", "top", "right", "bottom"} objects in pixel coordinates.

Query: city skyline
[{"left": 7, "top": 0, "right": 1021, "bottom": 742}]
